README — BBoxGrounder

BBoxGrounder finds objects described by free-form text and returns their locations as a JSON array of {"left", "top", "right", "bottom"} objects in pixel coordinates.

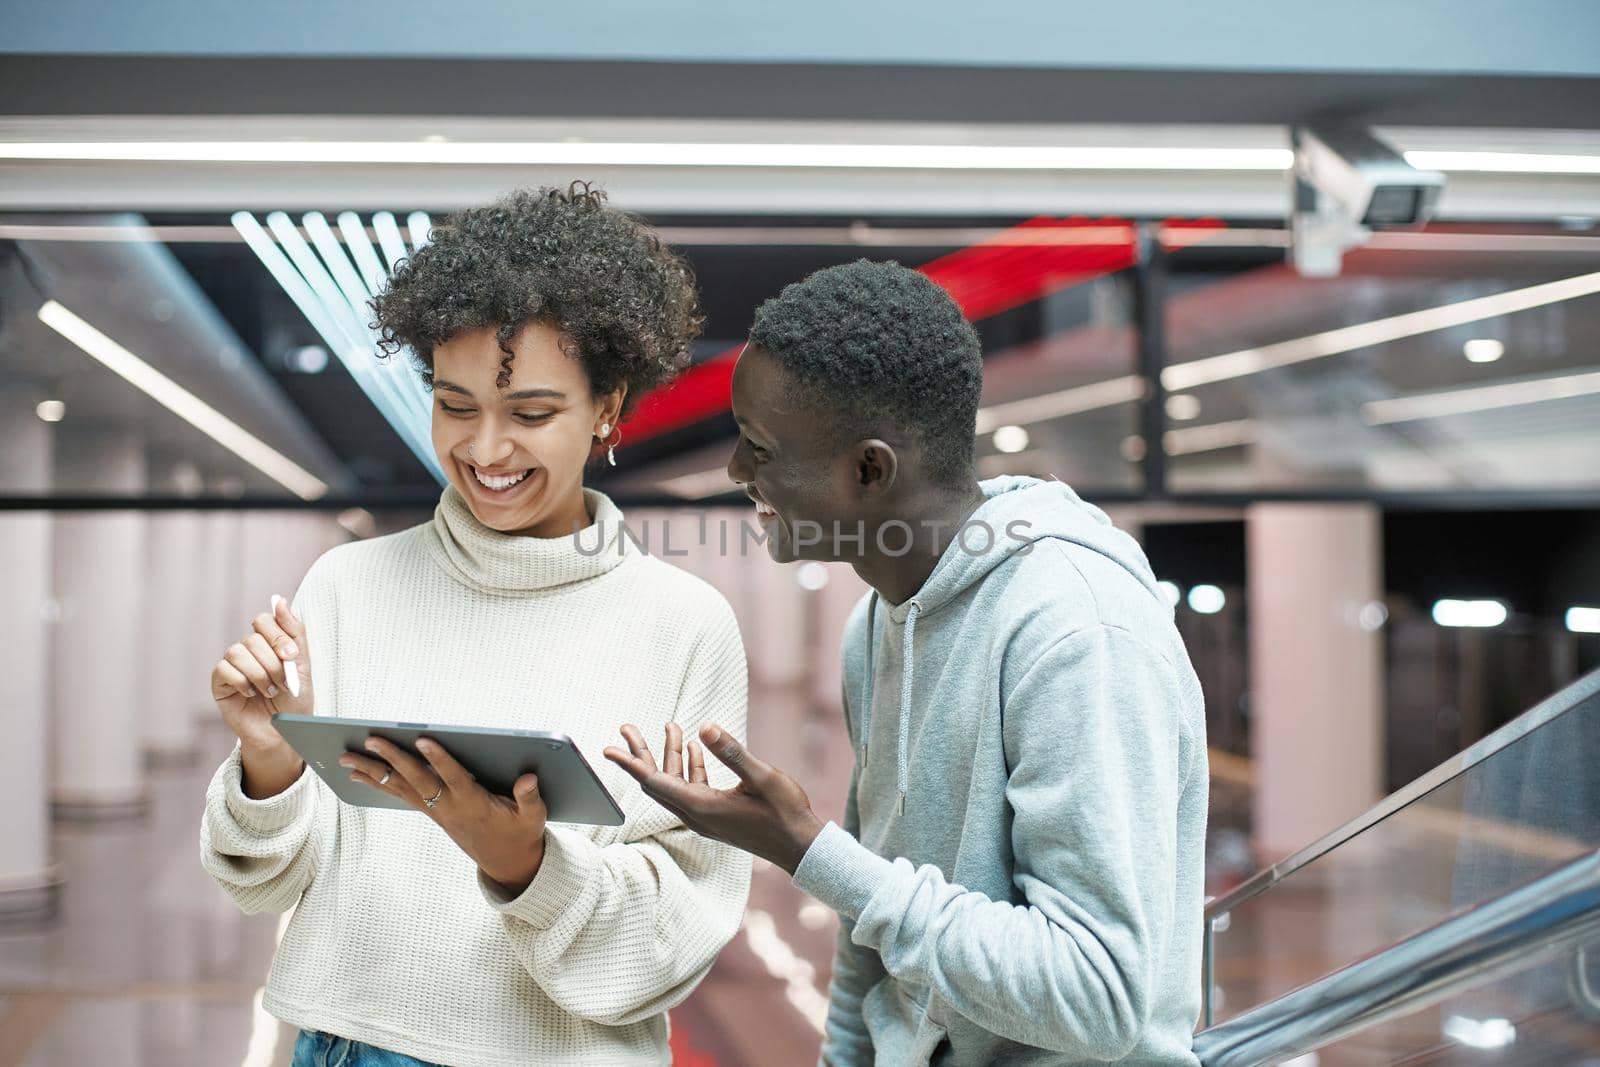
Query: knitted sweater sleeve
[
  {"left": 477, "top": 599, "right": 753, "bottom": 1026},
  {"left": 198, "top": 560, "right": 340, "bottom": 915}
]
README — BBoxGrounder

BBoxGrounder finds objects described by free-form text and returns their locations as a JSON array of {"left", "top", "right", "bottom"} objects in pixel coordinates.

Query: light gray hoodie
[{"left": 792, "top": 476, "right": 1208, "bottom": 1066}]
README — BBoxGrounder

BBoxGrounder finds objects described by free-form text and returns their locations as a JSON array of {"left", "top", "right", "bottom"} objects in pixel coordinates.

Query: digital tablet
[{"left": 270, "top": 714, "right": 625, "bottom": 826}]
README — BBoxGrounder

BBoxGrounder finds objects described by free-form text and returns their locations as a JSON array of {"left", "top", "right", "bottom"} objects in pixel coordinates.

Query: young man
[{"left": 605, "top": 259, "right": 1207, "bottom": 1065}]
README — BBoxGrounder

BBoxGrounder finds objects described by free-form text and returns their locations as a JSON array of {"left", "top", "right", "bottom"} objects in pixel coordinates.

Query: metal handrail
[
  {"left": 1207, "top": 666, "right": 1600, "bottom": 922},
  {"left": 1201, "top": 666, "right": 1600, "bottom": 1025},
  {"left": 1192, "top": 849, "right": 1600, "bottom": 1067}
]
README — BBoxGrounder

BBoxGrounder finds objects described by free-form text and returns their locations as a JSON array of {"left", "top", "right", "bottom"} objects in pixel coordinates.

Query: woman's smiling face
[{"left": 430, "top": 322, "right": 623, "bottom": 539}]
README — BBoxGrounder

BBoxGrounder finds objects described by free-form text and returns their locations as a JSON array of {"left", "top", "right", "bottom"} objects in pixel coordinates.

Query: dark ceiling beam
[{"left": 5, "top": 55, "right": 1600, "bottom": 129}]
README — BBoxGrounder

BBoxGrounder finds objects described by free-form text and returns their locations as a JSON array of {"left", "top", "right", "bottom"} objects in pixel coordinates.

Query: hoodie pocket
[{"left": 864, "top": 981, "right": 949, "bottom": 1066}]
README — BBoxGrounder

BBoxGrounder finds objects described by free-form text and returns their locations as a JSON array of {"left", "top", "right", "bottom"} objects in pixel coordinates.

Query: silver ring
[
  {"left": 424, "top": 782, "right": 445, "bottom": 809},
  {"left": 377, "top": 770, "right": 392, "bottom": 786}
]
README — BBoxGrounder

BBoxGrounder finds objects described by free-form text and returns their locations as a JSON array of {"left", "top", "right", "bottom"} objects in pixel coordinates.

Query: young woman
[{"left": 200, "top": 185, "right": 751, "bottom": 1067}]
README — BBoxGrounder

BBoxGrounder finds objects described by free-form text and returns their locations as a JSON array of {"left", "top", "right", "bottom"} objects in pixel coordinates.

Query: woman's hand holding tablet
[{"left": 341, "top": 736, "right": 549, "bottom": 895}]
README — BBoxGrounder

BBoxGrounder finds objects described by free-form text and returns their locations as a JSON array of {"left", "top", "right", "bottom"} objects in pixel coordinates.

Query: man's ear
[{"left": 855, "top": 439, "right": 899, "bottom": 494}]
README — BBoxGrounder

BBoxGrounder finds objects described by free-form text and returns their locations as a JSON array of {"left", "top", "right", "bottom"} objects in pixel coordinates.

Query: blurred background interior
[{"left": 2, "top": 2, "right": 1599, "bottom": 1064}]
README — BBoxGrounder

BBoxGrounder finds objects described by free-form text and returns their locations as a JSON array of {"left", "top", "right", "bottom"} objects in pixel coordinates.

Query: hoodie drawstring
[
  {"left": 896, "top": 600, "right": 920, "bottom": 816},
  {"left": 858, "top": 593, "right": 918, "bottom": 817},
  {"left": 860, "top": 593, "right": 877, "bottom": 765}
]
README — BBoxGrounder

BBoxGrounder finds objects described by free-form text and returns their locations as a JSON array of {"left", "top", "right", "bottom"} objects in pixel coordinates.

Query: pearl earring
[{"left": 598, "top": 423, "right": 619, "bottom": 466}]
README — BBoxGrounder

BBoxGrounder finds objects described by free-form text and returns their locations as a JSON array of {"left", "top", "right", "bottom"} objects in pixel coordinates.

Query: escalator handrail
[
  {"left": 1206, "top": 666, "right": 1600, "bottom": 922},
  {"left": 1192, "top": 848, "right": 1600, "bottom": 1067}
]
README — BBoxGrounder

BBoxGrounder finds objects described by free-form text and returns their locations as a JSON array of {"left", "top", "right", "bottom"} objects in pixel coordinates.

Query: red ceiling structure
[{"left": 621, "top": 217, "right": 1222, "bottom": 446}]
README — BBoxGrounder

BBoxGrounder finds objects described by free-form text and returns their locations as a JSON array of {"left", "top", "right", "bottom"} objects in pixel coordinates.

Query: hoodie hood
[
  {"left": 862, "top": 476, "right": 1166, "bottom": 813},
  {"left": 881, "top": 474, "right": 1163, "bottom": 625}
]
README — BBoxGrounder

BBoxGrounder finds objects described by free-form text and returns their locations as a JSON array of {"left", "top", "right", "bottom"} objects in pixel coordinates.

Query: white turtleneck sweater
[{"left": 199, "top": 487, "right": 751, "bottom": 1066}]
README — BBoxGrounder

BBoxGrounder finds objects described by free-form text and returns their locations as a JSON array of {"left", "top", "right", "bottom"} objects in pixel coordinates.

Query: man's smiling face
[{"left": 724, "top": 344, "right": 870, "bottom": 564}]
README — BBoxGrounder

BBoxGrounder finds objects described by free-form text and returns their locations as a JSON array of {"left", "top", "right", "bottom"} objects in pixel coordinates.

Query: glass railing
[
  {"left": 1194, "top": 847, "right": 1600, "bottom": 1065},
  {"left": 1198, "top": 667, "right": 1600, "bottom": 1060},
  {"left": 1301, "top": 945, "right": 1600, "bottom": 1065}
]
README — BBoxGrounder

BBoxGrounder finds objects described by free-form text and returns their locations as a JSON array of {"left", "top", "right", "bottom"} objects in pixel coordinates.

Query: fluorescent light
[
  {"left": 1567, "top": 607, "right": 1600, "bottom": 634},
  {"left": 406, "top": 211, "right": 433, "bottom": 252},
  {"left": 371, "top": 211, "right": 409, "bottom": 272},
  {"left": 1441, "top": 1015, "right": 1516, "bottom": 1049},
  {"left": 1362, "top": 368, "right": 1600, "bottom": 425},
  {"left": 6, "top": 136, "right": 1600, "bottom": 182},
  {"left": 975, "top": 375, "right": 1144, "bottom": 434},
  {"left": 1164, "top": 419, "right": 1257, "bottom": 455},
  {"left": 1165, "top": 393, "right": 1202, "bottom": 420},
  {"left": 233, "top": 212, "right": 359, "bottom": 360},
  {"left": 1407, "top": 150, "right": 1600, "bottom": 175},
  {"left": 0, "top": 140, "right": 1294, "bottom": 170},
  {"left": 978, "top": 270, "right": 1600, "bottom": 437},
  {"left": 35, "top": 399, "right": 65, "bottom": 422},
  {"left": 992, "top": 425, "right": 1030, "bottom": 453},
  {"left": 336, "top": 211, "right": 388, "bottom": 298},
  {"left": 3, "top": 139, "right": 1595, "bottom": 175},
  {"left": 1358, "top": 601, "right": 1389, "bottom": 631},
  {"left": 1188, "top": 584, "right": 1226, "bottom": 614},
  {"left": 1463, "top": 338, "right": 1504, "bottom": 363},
  {"left": 1432, "top": 599, "right": 1508, "bottom": 628},
  {"left": 233, "top": 212, "right": 440, "bottom": 482},
  {"left": 1164, "top": 271, "right": 1600, "bottom": 392},
  {"left": 36, "top": 301, "right": 329, "bottom": 500},
  {"left": 265, "top": 211, "right": 369, "bottom": 354},
  {"left": 796, "top": 562, "right": 830, "bottom": 591},
  {"left": 302, "top": 211, "right": 376, "bottom": 333},
  {"left": 285, "top": 345, "right": 329, "bottom": 374}
]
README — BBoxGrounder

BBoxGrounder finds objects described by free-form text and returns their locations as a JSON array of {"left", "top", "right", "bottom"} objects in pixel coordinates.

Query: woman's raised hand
[{"left": 210, "top": 595, "right": 315, "bottom": 756}]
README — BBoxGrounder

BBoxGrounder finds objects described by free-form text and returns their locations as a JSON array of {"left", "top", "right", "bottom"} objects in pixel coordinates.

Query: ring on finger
[
  {"left": 424, "top": 781, "right": 445, "bottom": 808},
  {"left": 377, "top": 770, "right": 392, "bottom": 786}
]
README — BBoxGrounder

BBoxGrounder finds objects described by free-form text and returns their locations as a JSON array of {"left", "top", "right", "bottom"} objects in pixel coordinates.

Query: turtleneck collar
[{"left": 426, "top": 484, "right": 635, "bottom": 595}]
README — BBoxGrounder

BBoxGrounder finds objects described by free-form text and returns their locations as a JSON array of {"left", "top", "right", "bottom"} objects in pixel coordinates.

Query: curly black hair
[
  {"left": 371, "top": 183, "right": 702, "bottom": 418},
  {"left": 749, "top": 259, "right": 982, "bottom": 486}
]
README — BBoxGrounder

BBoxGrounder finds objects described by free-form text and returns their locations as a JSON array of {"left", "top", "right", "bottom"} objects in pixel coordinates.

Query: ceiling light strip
[
  {"left": 975, "top": 375, "right": 1145, "bottom": 435},
  {"left": 1163, "top": 419, "right": 1259, "bottom": 455},
  {"left": 4, "top": 140, "right": 1598, "bottom": 174},
  {"left": 264, "top": 211, "right": 374, "bottom": 355},
  {"left": 235, "top": 211, "right": 440, "bottom": 482},
  {"left": 36, "top": 300, "right": 329, "bottom": 500},
  {"left": 301, "top": 213, "right": 386, "bottom": 349},
  {"left": 1362, "top": 369, "right": 1600, "bottom": 425},
  {"left": 371, "top": 211, "right": 410, "bottom": 273},
  {"left": 336, "top": 211, "right": 389, "bottom": 298},
  {"left": 406, "top": 211, "right": 433, "bottom": 252},
  {"left": 300, "top": 211, "right": 436, "bottom": 437},
  {"left": 1404, "top": 151, "right": 1600, "bottom": 176},
  {"left": 266, "top": 211, "right": 437, "bottom": 474},
  {"left": 1163, "top": 271, "right": 1600, "bottom": 392},
  {"left": 0, "top": 140, "right": 1293, "bottom": 169}
]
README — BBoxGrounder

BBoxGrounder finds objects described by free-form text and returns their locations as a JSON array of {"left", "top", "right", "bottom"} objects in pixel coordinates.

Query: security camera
[{"left": 1290, "top": 126, "right": 1446, "bottom": 276}]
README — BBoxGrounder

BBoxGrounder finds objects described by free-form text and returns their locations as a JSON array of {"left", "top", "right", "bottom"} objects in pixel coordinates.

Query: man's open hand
[{"left": 604, "top": 722, "right": 824, "bottom": 874}]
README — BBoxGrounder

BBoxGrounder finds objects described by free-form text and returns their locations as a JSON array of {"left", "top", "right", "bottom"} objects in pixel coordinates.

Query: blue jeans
[{"left": 291, "top": 1030, "right": 443, "bottom": 1067}]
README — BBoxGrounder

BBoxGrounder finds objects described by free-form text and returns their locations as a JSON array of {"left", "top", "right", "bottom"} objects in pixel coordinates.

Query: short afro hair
[
  {"left": 372, "top": 183, "right": 702, "bottom": 418},
  {"left": 749, "top": 259, "right": 982, "bottom": 486}
]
